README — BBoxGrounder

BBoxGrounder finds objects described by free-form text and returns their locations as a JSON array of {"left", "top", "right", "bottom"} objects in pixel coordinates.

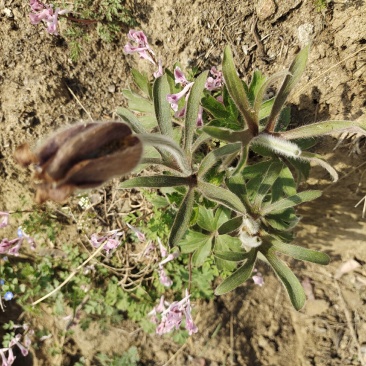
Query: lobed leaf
[{"left": 179, "top": 230, "right": 212, "bottom": 253}]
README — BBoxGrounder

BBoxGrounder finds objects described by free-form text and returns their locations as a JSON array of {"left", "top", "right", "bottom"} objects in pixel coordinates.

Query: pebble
[{"left": 256, "top": 0, "right": 277, "bottom": 21}]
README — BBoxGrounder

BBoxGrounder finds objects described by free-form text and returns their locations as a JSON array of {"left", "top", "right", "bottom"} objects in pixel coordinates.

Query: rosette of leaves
[{"left": 117, "top": 46, "right": 366, "bottom": 309}]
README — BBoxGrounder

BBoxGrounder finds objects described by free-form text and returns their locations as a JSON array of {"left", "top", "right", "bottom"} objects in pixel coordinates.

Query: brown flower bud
[{"left": 14, "top": 121, "right": 143, "bottom": 203}]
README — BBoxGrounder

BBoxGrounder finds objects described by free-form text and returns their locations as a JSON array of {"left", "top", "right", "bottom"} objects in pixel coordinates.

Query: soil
[{"left": 0, "top": 0, "right": 366, "bottom": 365}]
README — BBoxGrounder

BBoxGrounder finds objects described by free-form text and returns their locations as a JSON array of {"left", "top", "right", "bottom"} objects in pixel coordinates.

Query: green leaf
[
  {"left": 261, "top": 190, "right": 322, "bottom": 215},
  {"left": 218, "top": 216, "right": 243, "bottom": 235},
  {"left": 215, "top": 249, "right": 257, "bottom": 295},
  {"left": 259, "top": 98, "right": 274, "bottom": 122},
  {"left": 262, "top": 247, "right": 306, "bottom": 310},
  {"left": 198, "top": 181, "right": 247, "bottom": 214},
  {"left": 184, "top": 70, "right": 209, "bottom": 155},
  {"left": 226, "top": 174, "right": 247, "bottom": 206},
  {"left": 299, "top": 151, "right": 338, "bottom": 182},
  {"left": 131, "top": 69, "right": 151, "bottom": 96},
  {"left": 153, "top": 74, "right": 174, "bottom": 138},
  {"left": 214, "top": 250, "right": 249, "bottom": 262},
  {"left": 192, "top": 238, "right": 212, "bottom": 267},
  {"left": 280, "top": 120, "right": 366, "bottom": 140},
  {"left": 202, "top": 126, "right": 253, "bottom": 144},
  {"left": 271, "top": 164, "right": 297, "bottom": 201},
  {"left": 169, "top": 188, "right": 195, "bottom": 247},
  {"left": 222, "top": 46, "right": 257, "bottom": 133},
  {"left": 197, "top": 143, "right": 241, "bottom": 177},
  {"left": 201, "top": 94, "right": 231, "bottom": 119},
  {"left": 197, "top": 207, "right": 216, "bottom": 232},
  {"left": 264, "top": 209, "right": 300, "bottom": 232},
  {"left": 120, "top": 175, "right": 192, "bottom": 189},
  {"left": 248, "top": 70, "right": 267, "bottom": 105},
  {"left": 116, "top": 107, "right": 148, "bottom": 134},
  {"left": 215, "top": 235, "right": 243, "bottom": 271},
  {"left": 122, "top": 89, "right": 155, "bottom": 114},
  {"left": 213, "top": 206, "right": 231, "bottom": 230},
  {"left": 265, "top": 46, "right": 309, "bottom": 132},
  {"left": 179, "top": 230, "right": 212, "bottom": 253},
  {"left": 272, "top": 241, "right": 330, "bottom": 265}
]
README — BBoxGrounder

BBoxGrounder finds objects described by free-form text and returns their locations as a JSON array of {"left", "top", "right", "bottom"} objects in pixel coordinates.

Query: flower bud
[{"left": 14, "top": 122, "right": 143, "bottom": 203}]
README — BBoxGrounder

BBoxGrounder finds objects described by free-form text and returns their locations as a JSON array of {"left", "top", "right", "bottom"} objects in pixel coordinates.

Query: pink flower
[
  {"left": 0, "top": 212, "right": 9, "bottom": 228},
  {"left": 152, "top": 289, "right": 198, "bottom": 335},
  {"left": 29, "top": 0, "right": 69, "bottom": 35},
  {"left": 90, "top": 230, "right": 123, "bottom": 255},
  {"left": 205, "top": 66, "right": 223, "bottom": 91},
  {"left": 167, "top": 82, "right": 194, "bottom": 112},
  {"left": 153, "top": 60, "right": 163, "bottom": 78},
  {"left": 252, "top": 269, "right": 264, "bottom": 286},
  {"left": 126, "top": 223, "right": 146, "bottom": 242},
  {"left": 124, "top": 30, "right": 156, "bottom": 65},
  {"left": 0, "top": 238, "right": 22, "bottom": 256},
  {"left": 174, "top": 67, "right": 189, "bottom": 86},
  {"left": 158, "top": 266, "right": 173, "bottom": 287},
  {"left": 9, "top": 334, "right": 29, "bottom": 357}
]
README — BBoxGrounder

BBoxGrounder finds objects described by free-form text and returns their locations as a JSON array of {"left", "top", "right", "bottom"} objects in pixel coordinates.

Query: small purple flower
[
  {"left": 196, "top": 106, "right": 203, "bottom": 127},
  {"left": 157, "top": 237, "right": 167, "bottom": 258},
  {"left": 167, "top": 82, "right": 194, "bottom": 112},
  {"left": 0, "top": 237, "right": 23, "bottom": 256},
  {"left": 9, "top": 334, "right": 29, "bottom": 356},
  {"left": 4, "top": 292, "right": 14, "bottom": 301},
  {"left": 0, "top": 212, "right": 9, "bottom": 228},
  {"left": 159, "top": 252, "right": 179, "bottom": 267},
  {"left": 252, "top": 270, "right": 264, "bottom": 287},
  {"left": 0, "top": 279, "right": 4, "bottom": 286}
]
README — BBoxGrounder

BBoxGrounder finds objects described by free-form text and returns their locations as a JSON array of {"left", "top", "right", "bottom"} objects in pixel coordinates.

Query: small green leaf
[
  {"left": 261, "top": 190, "right": 322, "bottom": 215},
  {"left": 215, "top": 249, "right": 257, "bottom": 295},
  {"left": 280, "top": 120, "right": 366, "bottom": 140},
  {"left": 120, "top": 175, "right": 191, "bottom": 189},
  {"left": 179, "top": 230, "right": 212, "bottom": 253},
  {"left": 226, "top": 174, "right": 247, "bottom": 206},
  {"left": 122, "top": 89, "right": 155, "bottom": 114},
  {"left": 132, "top": 69, "right": 151, "bottom": 96},
  {"left": 169, "top": 188, "right": 195, "bottom": 247},
  {"left": 192, "top": 238, "right": 212, "bottom": 267},
  {"left": 197, "top": 207, "right": 216, "bottom": 232},
  {"left": 201, "top": 94, "right": 231, "bottom": 119},
  {"left": 198, "top": 143, "right": 241, "bottom": 177},
  {"left": 272, "top": 241, "right": 330, "bottom": 265},
  {"left": 214, "top": 250, "right": 250, "bottom": 262},
  {"left": 218, "top": 216, "right": 243, "bottom": 235},
  {"left": 222, "top": 46, "right": 257, "bottom": 133},
  {"left": 184, "top": 71, "right": 209, "bottom": 155},
  {"left": 262, "top": 247, "right": 306, "bottom": 310},
  {"left": 198, "top": 181, "right": 247, "bottom": 214},
  {"left": 116, "top": 107, "right": 148, "bottom": 134},
  {"left": 153, "top": 74, "right": 174, "bottom": 138},
  {"left": 213, "top": 206, "right": 231, "bottom": 230},
  {"left": 265, "top": 46, "right": 309, "bottom": 132}
]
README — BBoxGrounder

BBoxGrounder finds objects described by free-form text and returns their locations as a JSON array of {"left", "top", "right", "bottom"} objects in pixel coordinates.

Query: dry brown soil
[{"left": 0, "top": 0, "right": 366, "bottom": 365}]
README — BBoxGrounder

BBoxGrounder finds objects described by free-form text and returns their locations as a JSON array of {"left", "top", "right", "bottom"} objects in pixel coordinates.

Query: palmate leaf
[
  {"left": 261, "top": 190, "right": 322, "bottom": 216},
  {"left": 179, "top": 230, "right": 212, "bottom": 253},
  {"left": 153, "top": 74, "right": 174, "bottom": 138},
  {"left": 169, "top": 187, "right": 195, "bottom": 247},
  {"left": 215, "top": 249, "right": 257, "bottom": 295},
  {"left": 192, "top": 238, "right": 212, "bottom": 267},
  {"left": 261, "top": 247, "right": 306, "bottom": 310}
]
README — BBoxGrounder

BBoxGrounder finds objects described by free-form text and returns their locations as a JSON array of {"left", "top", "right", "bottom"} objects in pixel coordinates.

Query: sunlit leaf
[
  {"left": 179, "top": 230, "right": 212, "bottom": 253},
  {"left": 116, "top": 107, "right": 148, "bottom": 134},
  {"left": 218, "top": 216, "right": 243, "bottom": 235},
  {"left": 120, "top": 175, "right": 191, "bottom": 189}
]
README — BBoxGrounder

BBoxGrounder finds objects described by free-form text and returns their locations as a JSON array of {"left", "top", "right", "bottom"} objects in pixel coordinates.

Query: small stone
[
  {"left": 108, "top": 84, "right": 116, "bottom": 93},
  {"left": 256, "top": 0, "right": 277, "bottom": 21},
  {"left": 298, "top": 23, "right": 314, "bottom": 47},
  {"left": 2, "top": 8, "right": 13, "bottom": 18}
]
